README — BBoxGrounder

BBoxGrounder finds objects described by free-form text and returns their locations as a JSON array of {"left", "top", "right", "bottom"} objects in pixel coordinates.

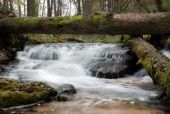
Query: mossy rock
[{"left": 0, "top": 78, "right": 57, "bottom": 108}]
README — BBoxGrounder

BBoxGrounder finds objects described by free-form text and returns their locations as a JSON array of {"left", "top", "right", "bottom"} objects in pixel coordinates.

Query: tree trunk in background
[
  {"left": 27, "top": 0, "right": 38, "bottom": 17},
  {"left": 18, "top": 0, "right": 21, "bottom": 17},
  {"left": 154, "top": 0, "right": 163, "bottom": 12},
  {"left": 107, "top": 0, "right": 113, "bottom": 13},
  {"left": 47, "top": 0, "right": 53, "bottom": 17},
  {"left": 9, "top": 0, "right": 13, "bottom": 12},
  {"left": 42, "top": 0, "right": 45, "bottom": 17},
  {"left": 57, "top": 0, "right": 62, "bottom": 16},
  {"left": 83, "top": 0, "right": 93, "bottom": 20},
  {"left": 0, "top": 1, "right": 2, "bottom": 7},
  {"left": 77, "top": 0, "right": 81, "bottom": 15},
  {"left": 54, "top": 0, "right": 57, "bottom": 16},
  {"left": 23, "top": 0, "right": 26, "bottom": 16}
]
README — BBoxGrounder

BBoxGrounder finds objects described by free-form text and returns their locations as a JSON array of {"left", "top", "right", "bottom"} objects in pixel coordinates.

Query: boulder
[
  {"left": 90, "top": 50, "right": 139, "bottom": 79},
  {"left": 0, "top": 78, "right": 58, "bottom": 108}
]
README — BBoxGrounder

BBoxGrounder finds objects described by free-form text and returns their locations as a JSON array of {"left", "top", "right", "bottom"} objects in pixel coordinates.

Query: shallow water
[{"left": 1, "top": 43, "right": 170, "bottom": 114}]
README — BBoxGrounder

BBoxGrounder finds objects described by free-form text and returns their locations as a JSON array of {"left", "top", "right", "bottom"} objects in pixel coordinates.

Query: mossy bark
[
  {"left": 1, "top": 12, "right": 170, "bottom": 34},
  {"left": 130, "top": 37, "right": 170, "bottom": 99}
]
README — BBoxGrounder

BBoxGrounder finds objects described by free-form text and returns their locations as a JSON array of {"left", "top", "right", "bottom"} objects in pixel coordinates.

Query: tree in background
[
  {"left": 27, "top": 0, "right": 38, "bottom": 17},
  {"left": 83, "top": 0, "right": 93, "bottom": 20},
  {"left": 0, "top": 0, "right": 170, "bottom": 18}
]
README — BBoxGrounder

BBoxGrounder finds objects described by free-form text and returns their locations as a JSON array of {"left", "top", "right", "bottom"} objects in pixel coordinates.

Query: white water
[{"left": 6, "top": 43, "right": 160, "bottom": 102}]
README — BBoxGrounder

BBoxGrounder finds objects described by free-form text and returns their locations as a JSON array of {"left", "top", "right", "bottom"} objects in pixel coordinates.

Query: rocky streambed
[{"left": 0, "top": 43, "right": 169, "bottom": 114}]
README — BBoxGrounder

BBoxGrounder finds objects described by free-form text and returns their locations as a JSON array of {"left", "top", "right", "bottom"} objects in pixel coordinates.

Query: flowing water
[{"left": 1, "top": 43, "right": 170, "bottom": 114}]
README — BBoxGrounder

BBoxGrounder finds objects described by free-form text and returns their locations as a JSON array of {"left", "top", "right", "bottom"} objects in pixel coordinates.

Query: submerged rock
[{"left": 0, "top": 78, "right": 58, "bottom": 108}]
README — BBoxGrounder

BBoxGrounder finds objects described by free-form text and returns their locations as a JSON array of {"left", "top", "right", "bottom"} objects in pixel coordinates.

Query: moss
[
  {"left": 93, "top": 14, "right": 106, "bottom": 22},
  {"left": 163, "top": 15, "right": 170, "bottom": 23},
  {"left": 0, "top": 8, "right": 9, "bottom": 14},
  {"left": 15, "top": 17, "right": 42, "bottom": 26},
  {"left": 121, "top": 32, "right": 170, "bottom": 100},
  {"left": 0, "top": 78, "right": 57, "bottom": 108},
  {"left": 143, "top": 35, "right": 151, "bottom": 41},
  {"left": 49, "top": 14, "right": 106, "bottom": 28}
]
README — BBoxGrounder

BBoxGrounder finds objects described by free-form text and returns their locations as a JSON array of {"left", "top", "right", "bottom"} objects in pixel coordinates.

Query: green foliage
[
  {"left": 162, "top": 1, "right": 170, "bottom": 11},
  {"left": 143, "top": 35, "right": 151, "bottom": 41}
]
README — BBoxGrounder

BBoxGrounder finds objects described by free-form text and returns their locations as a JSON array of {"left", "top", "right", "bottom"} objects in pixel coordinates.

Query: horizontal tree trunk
[
  {"left": 130, "top": 37, "right": 170, "bottom": 99},
  {"left": 0, "top": 12, "right": 170, "bottom": 34}
]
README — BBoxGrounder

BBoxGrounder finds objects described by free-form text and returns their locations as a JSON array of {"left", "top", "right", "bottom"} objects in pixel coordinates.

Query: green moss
[
  {"left": 93, "top": 14, "right": 106, "bottom": 22},
  {"left": 0, "top": 78, "right": 57, "bottom": 108},
  {"left": 143, "top": 35, "right": 151, "bottom": 41},
  {"left": 15, "top": 17, "right": 42, "bottom": 26}
]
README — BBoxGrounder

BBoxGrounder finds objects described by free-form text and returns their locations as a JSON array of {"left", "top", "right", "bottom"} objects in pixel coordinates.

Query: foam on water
[{"left": 5, "top": 43, "right": 160, "bottom": 102}]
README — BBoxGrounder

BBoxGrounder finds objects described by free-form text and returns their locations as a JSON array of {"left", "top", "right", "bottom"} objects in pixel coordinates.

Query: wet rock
[
  {"left": 56, "top": 84, "right": 76, "bottom": 101},
  {"left": 90, "top": 50, "right": 139, "bottom": 79},
  {"left": 56, "top": 94, "right": 73, "bottom": 101},
  {"left": 58, "top": 84, "right": 76, "bottom": 94}
]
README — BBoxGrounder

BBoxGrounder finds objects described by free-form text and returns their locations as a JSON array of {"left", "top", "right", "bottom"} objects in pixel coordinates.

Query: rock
[
  {"left": 58, "top": 84, "right": 76, "bottom": 94},
  {"left": 56, "top": 84, "right": 76, "bottom": 101},
  {"left": 0, "top": 78, "right": 58, "bottom": 108},
  {"left": 56, "top": 94, "right": 73, "bottom": 101},
  {"left": 90, "top": 50, "right": 139, "bottom": 79}
]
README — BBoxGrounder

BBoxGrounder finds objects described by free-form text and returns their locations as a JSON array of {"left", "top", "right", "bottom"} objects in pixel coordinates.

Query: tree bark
[
  {"left": 27, "top": 0, "right": 38, "bottom": 17},
  {"left": 18, "top": 1, "right": 21, "bottom": 17},
  {"left": 77, "top": 0, "right": 81, "bottom": 15},
  {"left": 47, "top": 0, "right": 54, "bottom": 17},
  {"left": 130, "top": 37, "right": 170, "bottom": 99},
  {"left": 154, "top": 0, "right": 164, "bottom": 12},
  {"left": 1, "top": 12, "right": 170, "bottom": 34},
  {"left": 83, "top": 0, "right": 93, "bottom": 20}
]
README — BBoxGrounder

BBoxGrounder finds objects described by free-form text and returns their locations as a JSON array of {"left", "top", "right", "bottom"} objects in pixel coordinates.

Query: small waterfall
[
  {"left": 5, "top": 43, "right": 159, "bottom": 102},
  {"left": 11, "top": 43, "right": 130, "bottom": 79}
]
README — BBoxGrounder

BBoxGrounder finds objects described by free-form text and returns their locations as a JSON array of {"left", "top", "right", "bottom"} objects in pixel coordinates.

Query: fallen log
[
  {"left": 130, "top": 37, "right": 170, "bottom": 99},
  {"left": 0, "top": 12, "right": 170, "bottom": 34}
]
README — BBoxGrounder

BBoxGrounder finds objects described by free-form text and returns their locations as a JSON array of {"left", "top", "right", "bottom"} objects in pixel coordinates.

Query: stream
[{"left": 1, "top": 43, "right": 170, "bottom": 114}]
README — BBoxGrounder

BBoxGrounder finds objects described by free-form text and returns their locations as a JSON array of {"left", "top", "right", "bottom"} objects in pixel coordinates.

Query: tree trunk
[
  {"left": 154, "top": 0, "right": 164, "bottom": 12},
  {"left": 130, "top": 37, "right": 170, "bottom": 99},
  {"left": 47, "top": 0, "right": 54, "bottom": 17},
  {"left": 23, "top": 0, "right": 26, "bottom": 17},
  {"left": 1, "top": 12, "right": 170, "bottom": 34},
  {"left": 77, "top": 0, "right": 81, "bottom": 15},
  {"left": 9, "top": 0, "right": 13, "bottom": 12},
  {"left": 56, "top": 0, "right": 62, "bottom": 16},
  {"left": 54, "top": 0, "right": 57, "bottom": 16},
  {"left": 83, "top": 0, "right": 93, "bottom": 20},
  {"left": 18, "top": 1, "right": 21, "bottom": 17},
  {"left": 42, "top": 0, "right": 45, "bottom": 17},
  {"left": 27, "top": 0, "right": 38, "bottom": 17}
]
